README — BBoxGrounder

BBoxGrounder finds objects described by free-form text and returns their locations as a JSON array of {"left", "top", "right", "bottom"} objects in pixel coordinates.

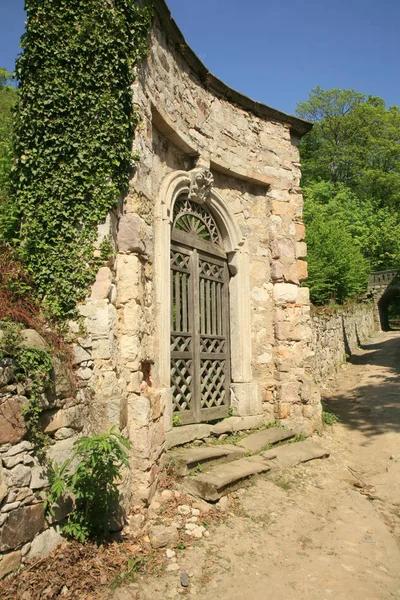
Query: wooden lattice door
[{"left": 170, "top": 197, "right": 231, "bottom": 425}]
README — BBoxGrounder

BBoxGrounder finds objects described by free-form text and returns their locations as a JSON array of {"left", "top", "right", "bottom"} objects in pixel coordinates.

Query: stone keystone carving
[{"left": 189, "top": 169, "right": 214, "bottom": 205}]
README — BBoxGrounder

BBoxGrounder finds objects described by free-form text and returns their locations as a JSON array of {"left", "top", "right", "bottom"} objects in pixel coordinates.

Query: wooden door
[{"left": 170, "top": 197, "right": 230, "bottom": 425}]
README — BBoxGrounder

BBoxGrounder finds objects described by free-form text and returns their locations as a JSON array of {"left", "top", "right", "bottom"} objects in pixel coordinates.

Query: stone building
[
  {"left": 0, "top": 0, "right": 321, "bottom": 570},
  {"left": 80, "top": 0, "right": 320, "bottom": 504}
]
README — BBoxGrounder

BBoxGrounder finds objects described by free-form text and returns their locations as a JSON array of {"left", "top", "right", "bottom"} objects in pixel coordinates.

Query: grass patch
[{"left": 322, "top": 403, "right": 339, "bottom": 425}]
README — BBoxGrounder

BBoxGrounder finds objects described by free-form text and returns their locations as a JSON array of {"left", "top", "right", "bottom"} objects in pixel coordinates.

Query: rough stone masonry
[{"left": 0, "top": 0, "right": 323, "bottom": 575}]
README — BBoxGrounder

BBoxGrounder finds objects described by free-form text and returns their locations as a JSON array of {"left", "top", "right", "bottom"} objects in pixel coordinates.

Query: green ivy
[
  {"left": 10, "top": 0, "right": 152, "bottom": 320},
  {"left": 0, "top": 321, "right": 53, "bottom": 455}
]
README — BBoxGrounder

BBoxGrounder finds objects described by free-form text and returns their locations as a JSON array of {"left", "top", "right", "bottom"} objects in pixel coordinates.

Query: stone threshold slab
[
  {"left": 262, "top": 439, "right": 330, "bottom": 470},
  {"left": 169, "top": 445, "right": 247, "bottom": 477},
  {"left": 184, "top": 456, "right": 271, "bottom": 501},
  {"left": 166, "top": 416, "right": 265, "bottom": 449},
  {"left": 166, "top": 424, "right": 212, "bottom": 450},
  {"left": 237, "top": 427, "right": 295, "bottom": 453}
]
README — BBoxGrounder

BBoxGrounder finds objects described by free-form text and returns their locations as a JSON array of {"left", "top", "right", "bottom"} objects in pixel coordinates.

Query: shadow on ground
[{"left": 323, "top": 333, "right": 400, "bottom": 438}]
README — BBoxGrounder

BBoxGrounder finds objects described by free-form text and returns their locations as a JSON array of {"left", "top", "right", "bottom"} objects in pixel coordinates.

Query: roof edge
[{"left": 154, "top": 0, "right": 313, "bottom": 137}]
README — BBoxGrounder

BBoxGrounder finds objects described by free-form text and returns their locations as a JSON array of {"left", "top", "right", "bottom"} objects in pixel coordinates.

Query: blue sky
[{"left": 1, "top": 0, "right": 399, "bottom": 116}]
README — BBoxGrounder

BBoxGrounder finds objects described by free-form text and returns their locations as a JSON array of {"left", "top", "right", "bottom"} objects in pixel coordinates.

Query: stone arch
[{"left": 154, "top": 168, "right": 261, "bottom": 430}]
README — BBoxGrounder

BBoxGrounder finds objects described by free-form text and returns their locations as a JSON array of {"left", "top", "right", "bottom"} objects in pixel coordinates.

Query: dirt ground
[{"left": 129, "top": 330, "right": 400, "bottom": 600}]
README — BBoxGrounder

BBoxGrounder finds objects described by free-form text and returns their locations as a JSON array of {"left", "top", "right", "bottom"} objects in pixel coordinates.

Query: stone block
[
  {"left": 120, "top": 335, "right": 141, "bottom": 361},
  {"left": 296, "top": 242, "right": 307, "bottom": 258},
  {"left": 6, "top": 464, "right": 31, "bottom": 488},
  {"left": 116, "top": 255, "right": 141, "bottom": 304},
  {"left": 271, "top": 200, "right": 295, "bottom": 217},
  {"left": 298, "top": 260, "right": 308, "bottom": 281},
  {"left": 279, "top": 382, "right": 300, "bottom": 403},
  {"left": 0, "top": 397, "right": 27, "bottom": 445},
  {"left": 25, "top": 527, "right": 63, "bottom": 560},
  {"left": 0, "top": 550, "right": 21, "bottom": 579},
  {"left": 270, "top": 239, "right": 295, "bottom": 260},
  {"left": 20, "top": 329, "right": 48, "bottom": 351},
  {"left": 90, "top": 267, "right": 112, "bottom": 301},
  {"left": 295, "top": 223, "right": 306, "bottom": 241},
  {"left": 117, "top": 213, "right": 147, "bottom": 254},
  {"left": 273, "top": 283, "right": 298, "bottom": 304},
  {"left": 277, "top": 402, "right": 291, "bottom": 419},
  {"left": 165, "top": 424, "right": 212, "bottom": 449},
  {"left": 229, "top": 382, "right": 262, "bottom": 416},
  {"left": 41, "top": 406, "right": 83, "bottom": 434},
  {"left": 30, "top": 463, "right": 49, "bottom": 490},
  {"left": 47, "top": 437, "right": 78, "bottom": 468},
  {"left": 297, "top": 287, "right": 310, "bottom": 305},
  {"left": 211, "top": 415, "right": 264, "bottom": 435},
  {"left": 271, "top": 261, "right": 284, "bottom": 281},
  {"left": 285, "top": 262, "right": 299, "bottom": 284},
  {"left": 275, "top": 322, "right": 303, "bottom": 342},
  {"left": 0, "top": 504, "right": 45, "bottom": 552},
  {"left": 73, "top": 343, "right": 91, "bottom": 365},
  {"left": 123, "top": 303, "right": 142, "bottom": 332}
]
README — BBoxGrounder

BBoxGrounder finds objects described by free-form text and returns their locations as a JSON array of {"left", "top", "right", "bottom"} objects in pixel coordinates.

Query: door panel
[{"left": 170, "top": 243, "right": 230, "bottom": 424}]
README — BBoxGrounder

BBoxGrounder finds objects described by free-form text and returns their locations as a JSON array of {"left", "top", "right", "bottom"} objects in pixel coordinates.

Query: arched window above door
[{"left": 172, "top": 196, "right": 221, "bottom": 246}]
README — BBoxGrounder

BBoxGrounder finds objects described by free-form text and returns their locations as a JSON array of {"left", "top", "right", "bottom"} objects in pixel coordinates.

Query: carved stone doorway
[{"left": 170, "top": 196, "right": 231, "bottom": 424}]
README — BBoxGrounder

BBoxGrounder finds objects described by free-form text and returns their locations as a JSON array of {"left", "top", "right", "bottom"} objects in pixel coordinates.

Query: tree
[
  {"left": 303, "top": 182, "right": 370, "bottom": 304},
  {"left": 297, "top": 87, "right": 400, "bottom": 303},
  {"left": 297, "top": 87, "right": 400, "bottom": 209}
]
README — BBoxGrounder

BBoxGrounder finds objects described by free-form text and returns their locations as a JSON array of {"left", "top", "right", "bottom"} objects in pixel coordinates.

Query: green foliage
[
  {"left": 303, "top": 182, "right": 370, "bottom": 304},
  {"left": 297, "top": 87, "right": 400, "bottom": 303},
  {"left": 47, "top": 427, "right": 131, "bottom": 541},
  {"left": 322, "top": 409, "right": 339, "bottom": 426},
  {"left": 172, "top": 414, "right": 181, "bottom": 427},
  {"left": 0, "top": 320, "right": 53, "bottom": 454},
  {"left": 0, "top": 68, "right": 17, "bottom": 236},
  {"left": 7, "top": 0, "right": 152, "bottom": 319},
  {"left": 110, "top": 556, "right": 146, "bottom": 590}
]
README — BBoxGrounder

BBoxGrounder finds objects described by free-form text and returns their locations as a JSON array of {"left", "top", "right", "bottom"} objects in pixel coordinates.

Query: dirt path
[{"left": 126, "top": 331, "right": 400, "bottom": 600}]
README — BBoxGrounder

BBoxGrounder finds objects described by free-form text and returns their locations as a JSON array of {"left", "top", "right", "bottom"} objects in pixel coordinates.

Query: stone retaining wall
[
  {"left": 310, "top": 302, "right": 378, "bottom": 385},
  {"left": 0, "top": 330, "right": 95, "bottom": 578}
]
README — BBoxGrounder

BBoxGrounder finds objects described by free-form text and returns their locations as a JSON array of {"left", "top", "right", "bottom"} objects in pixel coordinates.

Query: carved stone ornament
[{"left": 188, "top": 169, "right": 214, "bottom": 205}]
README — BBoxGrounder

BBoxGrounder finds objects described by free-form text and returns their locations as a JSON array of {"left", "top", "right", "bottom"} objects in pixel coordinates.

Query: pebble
[
  {"left": 161, "top": 489, "right": 174, "bottom": 500},
  {"left": 178, "top": 505, "right": 191, "bottom": 515},
  {"left": 191, "top": 508, "right": 200, "bottom": 516},
  {"left": 166, "top": 549, "right": 176, "bottom": 559},
  {"left": 166, "top": 563, "right": 180, "bottom": 572},
  {"left": 185, "top": 523, "right": 198, "bottom": 531},
  {"left": 180, "top": 571, "right": 190, "bottom": 587},
  {"left": 217, "top": 497, "right": 228, "bottom": 511},
  {"left": 187, "top": 516, "right": 199, "bottom": 523}
]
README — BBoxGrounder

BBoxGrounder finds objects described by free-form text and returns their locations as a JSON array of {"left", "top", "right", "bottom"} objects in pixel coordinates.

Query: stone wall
[
  {"left": 0, "top": 329, "right": 93, "bottom": 578},
  {"left": 310, "top": 302, "right": 378, "bottom": 385}
]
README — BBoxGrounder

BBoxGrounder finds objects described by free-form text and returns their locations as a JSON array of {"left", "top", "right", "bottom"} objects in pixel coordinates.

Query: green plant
[
  {"left": 189, "top": 462, "right": 205, "bottom": 476},
  {"left": 176, "top": 541, "right": 186, "bottom": 551},
  {"left": 47, "top": 427, "right": 131, "bottom": 541},
  {"left": 172, "top": 414, "right": 181, "bottom": 427},
  {"left": 322, "top": 409, "right": 339, "bottom": 426},
  {"left": 228, "top": 407, "right": 233, "bottom": 417},
  {"left": 110, "top": 556, "right": 146, "bottom": 590},
  {"left": 8, "top": 0, "right": 152, "bottom": 320},
  {"left": 0, "top": 320, "right": 53, "bottom": 455}
]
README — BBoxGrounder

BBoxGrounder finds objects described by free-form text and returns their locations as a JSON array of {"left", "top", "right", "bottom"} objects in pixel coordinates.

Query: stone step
[
  {"left": 237, "top": 427, "right": 295, "bottom": 453},
  {"left": 262, "top": 439, "right": 330, "bottom": 470},
  {"left": 184, "top": 456, "right": 272, "bottom": 501},
  {"left": 170, "top": 445, "right": 247, "bottom": 477}
]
